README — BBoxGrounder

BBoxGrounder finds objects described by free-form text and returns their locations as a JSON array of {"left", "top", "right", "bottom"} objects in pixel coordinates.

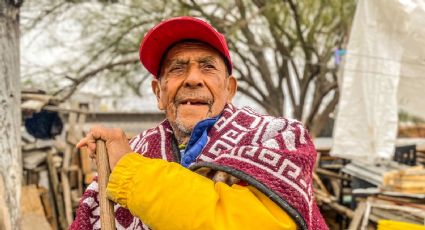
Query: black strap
[{"left": 171, "top": 135, "right": 181, "bottom": 163}]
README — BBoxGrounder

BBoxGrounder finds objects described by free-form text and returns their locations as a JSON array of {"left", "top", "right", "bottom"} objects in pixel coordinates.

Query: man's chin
[
  {"left": 177, "top": 106, "right": 210, "bottom": 120},
  {"left": 175, "top": 113, "right": 208, "bottom": 132},
  {"left": 175, "top": 117, "right": 204, "bottom": 131}
]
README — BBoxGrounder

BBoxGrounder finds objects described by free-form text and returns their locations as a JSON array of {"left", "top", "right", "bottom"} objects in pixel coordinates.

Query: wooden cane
[{"left": 95, "top": 140, "right": 116, "bottom": 229}]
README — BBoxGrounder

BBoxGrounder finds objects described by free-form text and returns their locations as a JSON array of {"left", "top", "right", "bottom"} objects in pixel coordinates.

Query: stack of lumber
[
  {"left": 314, "top": 150, "right": 425, "bottom": 229},
  {"left": 20, "top": 92, "right": 161, "bottom": 229},
  {"left": 342, "top": 159, "right": 409, "bottom": 186},
  {"left": 383, "top": 165, "right": 425, "bottom": 194},
  {"left": 347, "top": 194, "right": 425, "bottom": 229},
  {"left": 21, "top": 93, "right": 92, "bottom": 230}
]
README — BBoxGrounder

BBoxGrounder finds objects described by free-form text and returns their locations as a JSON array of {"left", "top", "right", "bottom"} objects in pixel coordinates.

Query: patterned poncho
[{"left": 70, "top": 104, "right": 328, "bottom": 230}]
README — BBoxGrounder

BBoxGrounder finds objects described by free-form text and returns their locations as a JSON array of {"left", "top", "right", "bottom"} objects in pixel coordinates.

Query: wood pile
[
  {"left": 418, "top": 151, "right": 425, "bottom": 166},
  {"left": 315, "top": 151, "right": 425, "bottom": 230},
  {"left": 349, "top": 192, "right": 425, "bottom": 229},
  {"left": 21, "top": 92, "right": 95, "bottom": 230},
  {"left": 19, "top": 91, "right": 164, "bottom": 229},
  {"left": 383, "top": 166, "right": 425, "bottom": 194}
]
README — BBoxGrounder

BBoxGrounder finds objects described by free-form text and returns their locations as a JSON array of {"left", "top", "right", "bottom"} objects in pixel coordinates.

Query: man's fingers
[
  {"left": 76, "top": 138, "right": 89, "bottom": 149},
  {"left": 89, "top": 125, "right": 121, "bottom": 142},
  {"left": 228, "top": 176, "right": 240, "bottom": 185},
  {"left": 87, "top": 142, "right": 96, "bottom": 153},
  {"left": 211, "top": 171, "right": 241, "bottom": 186},
  {"left": 212, "top": 171, "right": 229, "bottom": 183},
  {"left": 76, "top": 132, "right": 95, "bottom": 148},
  {"left": 89, "top": 126, "right": 105, "bottom": 140},
  {"left": 76, "top": 137, "right": 88, "bottom": 148},
  {"left": 76, "top": 125, "right": 111, "bottom": 150}
]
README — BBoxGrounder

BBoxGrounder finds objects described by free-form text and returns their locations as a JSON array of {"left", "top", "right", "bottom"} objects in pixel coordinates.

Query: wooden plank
[
  {"left": 61, "top": 170, "right": 73, "bottom": 225},
  {"left": 372, "top": 209, "right": 422, "bottom": 224},
  {"left": 371, "top": 203, "right": 425, "bottom": 218},
  {"left": 22, "top": 139, "right": 55, "bottom": 151},
  {"left": 360, "top": 201, "right": 372, "bottom": 230},
  {"left": 313, "top": 172, "right": 330, "bottom": 196},
  {"left": 38, "top": 187, "right": 58, "bottom": 230},
  {"left": 21, "top": 129, "right": 36, "bottom": 143},
  {"left": 383, "top": 166, "right": 425, "bottom": 193},
  {"left": 316, "top": 168, "right": 351, "bottom": 180},
  {"left": 61, "top": 104, "right": 78, "bottom": 226},
  {"left": 21, "top": 213, "right": 52, "bottom": 230},
  {"left": 79, "top": 147, "right": 92, "bottom": 175},
  {"left": 47, "top": 151, "right": 68, "bottom": 229},
  {"left": 21, "top": 93, "right": 52, "bottom": 102},
  {"left": 20, "top": 185, "right": 51, "bottom": 230},
  {"left": 72, "top": 103, "right": 88, "bottom": 195},
  {"left": 21, "top": 185, "right": 45, "bottom": 216},
  {"left": 23, "top": 151, "right": 46, "bottom": 170},
  {"left": 76, "top": 103, "right": 88, "bottom": 138},
  {"left": 348, "top": 201, "right": 366, "bottom": 230},
  {"left": 68, "top": 165, "right": 83, "bottom": 197},
  {"left": 69, "top": 150, "right": 80, "bottom": 189},
  {"left": 21, "top": 100, "right": 47, "bottom": 112},
  {"left": 329, "top": 178, "right": 341, "bottom": 199},
  {"left": 61, "top": 141, "right": 74, "bottom": 224},
  {"left": 66, "top": 102, "right": 79, "bottom": 145}
]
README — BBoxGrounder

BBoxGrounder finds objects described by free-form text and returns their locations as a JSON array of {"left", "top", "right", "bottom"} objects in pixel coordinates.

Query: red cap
[{"left": 139, "top": 16, "right": 232, "bottom": 78}]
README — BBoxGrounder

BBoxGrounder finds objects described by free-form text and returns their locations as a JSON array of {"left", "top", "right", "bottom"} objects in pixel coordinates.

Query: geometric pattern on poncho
[{"left": 70, "top": 104, "right": 328, "bottom": 230}]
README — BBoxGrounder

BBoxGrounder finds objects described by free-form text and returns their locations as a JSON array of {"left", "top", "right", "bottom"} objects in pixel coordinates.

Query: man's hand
[
  {"left": 195, "top": 167, "right": 241, "bottom": 186},
  {"left": 76, "top": 125, "right": 132, "bottom": 170}
]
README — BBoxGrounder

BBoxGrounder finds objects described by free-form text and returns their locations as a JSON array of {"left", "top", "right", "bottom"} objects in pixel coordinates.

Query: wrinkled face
[{"left": 151, "top": 42, "right": 237, "bottom": 135}]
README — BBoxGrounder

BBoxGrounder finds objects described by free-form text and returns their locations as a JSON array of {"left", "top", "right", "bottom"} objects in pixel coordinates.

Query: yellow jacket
[{"left": 107, "top": 153, "right": 297, "bottom": 230}]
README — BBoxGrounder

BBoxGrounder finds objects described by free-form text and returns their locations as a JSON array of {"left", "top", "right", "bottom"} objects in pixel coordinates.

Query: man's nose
[{"left": 183, "top": 67, "right": 204, "bottom": 88}]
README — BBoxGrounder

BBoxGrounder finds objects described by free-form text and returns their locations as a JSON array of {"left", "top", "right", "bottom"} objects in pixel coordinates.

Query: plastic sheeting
[{"left": 331, "top": 0, "right": 425, "bottom": 160}]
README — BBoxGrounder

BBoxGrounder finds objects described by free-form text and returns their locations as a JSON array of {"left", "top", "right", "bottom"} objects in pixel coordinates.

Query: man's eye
[
  {"left": 203, "top": 64, "right": 216, "bottom": 70},
  {"left": 169, "top": 66, "right": 183, "bottom": 72}
]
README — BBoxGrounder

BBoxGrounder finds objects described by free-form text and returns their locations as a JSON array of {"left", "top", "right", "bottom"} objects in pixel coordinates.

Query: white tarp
[{"left": 331, "top": 0, "right": 425, "bottom": 161}]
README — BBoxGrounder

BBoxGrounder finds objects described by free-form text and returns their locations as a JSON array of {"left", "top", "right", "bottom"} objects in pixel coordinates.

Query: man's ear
[
  {"left": 226, "top": 76, "right": 237, "bottom": 103},
  {"left": 151, "top": 79, "right": 165, "bottom": 110}
]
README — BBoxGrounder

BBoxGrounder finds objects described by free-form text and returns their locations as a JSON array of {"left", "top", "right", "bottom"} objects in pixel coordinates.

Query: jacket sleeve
[{"left": 107, "top": 153, "right": 296, "bottom": 230}]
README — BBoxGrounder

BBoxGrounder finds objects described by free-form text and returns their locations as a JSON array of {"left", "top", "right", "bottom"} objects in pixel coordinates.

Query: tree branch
[
  {"left": 286, "top": 0, "right": 309, "bottom": 58},
  {"left": 309, "top": 90, "right": 339, "bottom": 137},
  {"left": 305, "top": 80, "right": 337, "bottom": 126},
  {"left": 23, "top": 2, "right": 68, "bottom": 31},
  {"left": 55, "top": 58, "right": 139, "bottom": 102}
]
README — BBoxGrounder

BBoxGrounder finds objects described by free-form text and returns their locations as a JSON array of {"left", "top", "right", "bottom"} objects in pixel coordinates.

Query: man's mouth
[{"left": 177, "top": 98, "right": 212, "bottom": 106}]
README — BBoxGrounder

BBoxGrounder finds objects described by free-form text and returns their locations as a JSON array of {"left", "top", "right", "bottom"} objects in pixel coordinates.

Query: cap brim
[{"left": 139, "top": 17, "right": 231, "bottom": 78}]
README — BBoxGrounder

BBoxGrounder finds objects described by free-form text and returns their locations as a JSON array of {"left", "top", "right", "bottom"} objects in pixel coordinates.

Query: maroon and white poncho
[{"left": 70, "top": 104, "right": 328, "bottom": 230}]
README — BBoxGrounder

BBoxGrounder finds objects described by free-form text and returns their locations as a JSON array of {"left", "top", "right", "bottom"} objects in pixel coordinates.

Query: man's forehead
[
  {"left": 164, "top": 41, "right": 223, "bottom": 61},
  {"left": 157, "top": 40, "right": 229, "bottom": 77}
]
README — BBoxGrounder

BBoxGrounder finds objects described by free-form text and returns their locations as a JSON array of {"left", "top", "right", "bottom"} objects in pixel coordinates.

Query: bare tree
[
  {"left": 0, "top": 0, "right": 23, "bottom": 228},
  {"left": 178, "top": 0, "right": 355, "bottom": 136},
  {"left": 21, "top": 0, "right": 173, "bottom": 102},
  {"left": 22, "top": 0, "right": 355, "bottom": 136}
]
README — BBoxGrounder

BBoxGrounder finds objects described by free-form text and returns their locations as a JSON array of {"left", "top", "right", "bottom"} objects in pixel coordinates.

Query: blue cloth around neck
[{"left": 180, "top": 116, "right": 219, "bottom": 167}]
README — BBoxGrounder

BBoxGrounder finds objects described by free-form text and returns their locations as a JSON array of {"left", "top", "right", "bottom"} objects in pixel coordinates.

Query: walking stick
[{"left": 95, "top": 140, "right": 116, "bottom": 229}]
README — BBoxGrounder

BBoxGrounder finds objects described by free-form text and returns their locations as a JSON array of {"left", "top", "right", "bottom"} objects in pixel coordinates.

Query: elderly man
[{"left": 71, "top": 17, "right": 327, "bottom": 230}]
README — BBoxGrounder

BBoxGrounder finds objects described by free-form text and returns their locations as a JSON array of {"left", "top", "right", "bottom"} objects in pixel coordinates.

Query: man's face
[{"left": 151, "top": 42, "right": 237, "bottom": 135}]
